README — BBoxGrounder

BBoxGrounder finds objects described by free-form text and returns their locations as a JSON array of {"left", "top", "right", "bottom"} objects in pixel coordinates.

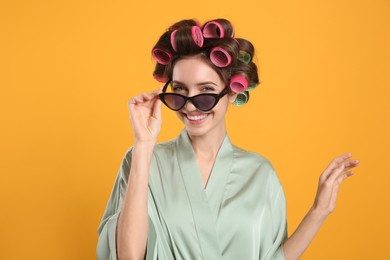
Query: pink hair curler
[
  {"left": 229, "top": 75, "right": 249, "bottom": 93},
  {"left": 170, "top": 30, "right": 178, "bottom": 51},
  {"left": 152, "top": 48, "right": 172, "bottom": 65},
  {"left": 210, "top": 47, "right": 232, "bottom": 67},
  {"left": 191, "top": 26, "right": 204, "bottom": 48},
  {"left": 170, "top": 26, "right": 204, "bottom": 52},
  {"left": 203, "top": 21, "right": 225, "bottom": 38},
  {"left": 154, "top": 74, "right": 169, "bottom": 83}
]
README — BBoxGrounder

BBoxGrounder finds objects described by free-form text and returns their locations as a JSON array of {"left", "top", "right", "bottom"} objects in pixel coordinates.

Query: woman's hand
[
  {"left": 128, "top": 88, "right": 163, "bottom": 145},
  {"left": 283, "top": 153, "right": 360, "bottom": 260},
  {"left": 312, "top": 153, "right": 360, "bottom": 219}
]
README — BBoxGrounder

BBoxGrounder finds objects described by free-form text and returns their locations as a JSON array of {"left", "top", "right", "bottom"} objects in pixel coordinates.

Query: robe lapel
[
  {"left": 204, "top": 133, "right": 234, "bottom": 222},
  {"left": 175, "top": 129, "right": 233, "bottom": 260}
]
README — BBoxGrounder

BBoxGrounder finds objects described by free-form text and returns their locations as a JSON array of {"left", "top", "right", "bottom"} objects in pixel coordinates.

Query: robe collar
[{"left": 174, "top": 129, "right": 234, "bottom": 259}]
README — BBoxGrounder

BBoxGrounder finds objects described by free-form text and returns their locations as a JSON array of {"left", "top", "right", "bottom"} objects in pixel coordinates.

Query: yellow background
[{"left": 1, "top": 0, "right": 389, "bottom": 259}]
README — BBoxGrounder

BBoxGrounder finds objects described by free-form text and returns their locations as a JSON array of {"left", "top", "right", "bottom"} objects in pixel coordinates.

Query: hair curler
[
  {"left": 210, "top": 47, "right": 232, "bottom": 67},
  {"left": 152, "top": 48, "right": 172, "bottom": 65},
  {"left": 238, "top": 50, "right": 252, "bottom": 64},
  {"left": 170, "top": 30, "right": 178, "bottom": 51},
  {"left": 246, "top": 83, "right": 257, "bottom": 91},
  {"left": 233, "top": 91, "right": 249, "bottom": 106},
  {"left": 229, "top": 75, "right": 249, "bottom": 93},
  {"left": 154, "top": 74, "right": 169, "bottom": 83},
  {"left": 191, "top": 26, "right": 204, "bottom": 48},
  {"left": 170, "top": 26, "right": 204, "bottom": 52},
  {"left": 202, "top": 21, "right": 225, "bottom": 38}
]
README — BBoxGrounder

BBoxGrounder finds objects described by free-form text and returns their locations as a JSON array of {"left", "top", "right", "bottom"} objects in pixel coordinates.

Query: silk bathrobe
[{"left": 97, "top": 130, "right": 287, "bottom": 260}]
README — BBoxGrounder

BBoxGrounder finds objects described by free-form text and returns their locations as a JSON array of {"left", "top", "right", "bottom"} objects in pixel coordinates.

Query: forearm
[
  {"left": 282, "top": 208, "right": 327, "bottom": 260},
  {"left": 117, "top": 142, "right": 154, "bottom": 260}
]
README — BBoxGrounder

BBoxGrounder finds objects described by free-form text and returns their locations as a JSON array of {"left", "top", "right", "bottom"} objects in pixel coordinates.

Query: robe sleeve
[
  {"left": 262, "top": 164, "right": 288, "bottom": 260},
  {"left": 96, "top": 148, "right": 132, "bottom": 260}
]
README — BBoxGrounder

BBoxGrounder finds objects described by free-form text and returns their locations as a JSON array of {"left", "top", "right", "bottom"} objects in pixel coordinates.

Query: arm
[
  {"left": 116, "top": 143, "right": 154, "bottom": 260},
  {"left": 282, "top": 153, "right": 360, "bottom": 260},
  {"left": 115, "top": 89, "right": 162, "bottom": 260}
]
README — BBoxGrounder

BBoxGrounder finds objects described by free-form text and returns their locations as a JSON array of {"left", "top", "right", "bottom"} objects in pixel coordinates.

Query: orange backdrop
[{"left": 1, "top": 0, "right": 389, "bottom": 259}]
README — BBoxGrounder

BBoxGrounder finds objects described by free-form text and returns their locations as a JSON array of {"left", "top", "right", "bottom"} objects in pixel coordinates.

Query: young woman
[{"left": 97, "top": 18, "right": 359, "bottom": 260}]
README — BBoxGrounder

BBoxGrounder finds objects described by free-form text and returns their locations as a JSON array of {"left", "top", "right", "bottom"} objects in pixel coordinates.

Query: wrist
[
  {"left": 307, "top": 206, "right": 329, "bottom": 223},
  {"left": 132, "top": 141, "right": 156, "bottom": 156},
  {"left": 133, "top": 139, "right": 157, "bottom": 147}
]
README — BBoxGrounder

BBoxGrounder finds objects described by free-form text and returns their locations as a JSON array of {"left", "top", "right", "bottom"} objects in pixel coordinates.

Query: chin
[{"left": 184, "top": 126, "right": 210, "bottom": 138}]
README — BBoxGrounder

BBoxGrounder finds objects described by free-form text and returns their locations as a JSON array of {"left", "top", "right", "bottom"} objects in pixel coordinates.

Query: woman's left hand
[
  {"left": 312, "top": 153, "right": 360, "bottom": 219},
  {"left": 283, "top": 153, "right": 360, "bottom": 260}
]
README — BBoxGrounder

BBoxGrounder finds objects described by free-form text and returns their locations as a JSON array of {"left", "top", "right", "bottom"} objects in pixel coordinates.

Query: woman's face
[{"left": 171, "top": 56, "right": 236, "bottom": 138}]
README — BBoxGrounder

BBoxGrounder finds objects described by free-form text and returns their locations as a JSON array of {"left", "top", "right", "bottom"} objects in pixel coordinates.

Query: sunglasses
[{"left": 159, "top": 80, "right": 229, "bottom": 112}]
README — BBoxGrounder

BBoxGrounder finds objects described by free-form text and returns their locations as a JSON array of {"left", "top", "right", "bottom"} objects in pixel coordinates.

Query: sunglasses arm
[{"left": 162, "top": 80, "right": 172, "bottom": 93}]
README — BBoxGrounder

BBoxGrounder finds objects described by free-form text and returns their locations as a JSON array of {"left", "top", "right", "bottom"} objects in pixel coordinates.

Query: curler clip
[
  {"left": 230, "top": 75, "right": 249, "bottom": 93},
  {"left": 152, "top": 48, "right": 172, "bottom": 65},
  {"left": 210, "top": 47, "right": 232, "bottom": 67},
  {"left": 203, "top": 21, "right": 225, "bottom": 38}
]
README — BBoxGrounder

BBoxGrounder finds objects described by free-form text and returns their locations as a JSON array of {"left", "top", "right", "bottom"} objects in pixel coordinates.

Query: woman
[{"left": 97, "top": 18, "right": 359, "bottom": 260}]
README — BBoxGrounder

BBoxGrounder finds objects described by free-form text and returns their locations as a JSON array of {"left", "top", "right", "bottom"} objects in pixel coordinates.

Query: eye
[
  {"left": 172, "top": 85, "right": 186, "bottom": 92},
  {"left": 202, "top": 86, "right": 215, "bottom": 92}
]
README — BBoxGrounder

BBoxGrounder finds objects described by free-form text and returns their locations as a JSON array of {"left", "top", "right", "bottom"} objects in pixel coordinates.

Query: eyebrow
[{"left": 172, "top": 80, "right": 218, "bottom": 87}]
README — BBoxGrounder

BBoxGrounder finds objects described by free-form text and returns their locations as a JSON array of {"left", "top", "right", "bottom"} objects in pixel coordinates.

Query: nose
[{"left": 184, "top": 98, "right": 197, "bottom": 111}]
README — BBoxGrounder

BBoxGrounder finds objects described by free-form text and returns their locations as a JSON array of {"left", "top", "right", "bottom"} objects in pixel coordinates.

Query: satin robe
[{"left": 97, "top": 130, "right": 287, "bottom": 260}]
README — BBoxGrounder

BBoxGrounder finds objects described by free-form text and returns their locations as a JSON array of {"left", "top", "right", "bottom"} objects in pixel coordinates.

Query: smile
[{"left": 186, "top": 114, "right": 209, "bottom": 122}]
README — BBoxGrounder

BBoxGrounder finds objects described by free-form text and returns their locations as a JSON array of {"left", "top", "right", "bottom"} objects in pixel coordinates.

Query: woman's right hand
[{"left": 128, "top": 88, "right": 163, "bottom": 145}]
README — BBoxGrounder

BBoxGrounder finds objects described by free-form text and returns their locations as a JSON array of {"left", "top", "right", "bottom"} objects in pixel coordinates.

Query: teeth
[{"left": 187, "top": 114, "right": 208, "bottom": 121}]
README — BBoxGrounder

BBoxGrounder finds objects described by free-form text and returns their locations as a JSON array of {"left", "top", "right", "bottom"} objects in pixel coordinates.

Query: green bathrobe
[{"left": 97, "top": 129, "right": 287, "bottom": 260}]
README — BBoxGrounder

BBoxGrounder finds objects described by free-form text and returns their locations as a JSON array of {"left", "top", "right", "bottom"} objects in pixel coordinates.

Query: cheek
[{"left": 213, "top": 100, "right": 230, "bottom": 115}]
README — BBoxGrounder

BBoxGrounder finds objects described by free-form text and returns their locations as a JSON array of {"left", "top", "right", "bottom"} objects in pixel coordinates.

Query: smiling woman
[{"left": 96, "top": 18, "right": 359, "bottom": 260}]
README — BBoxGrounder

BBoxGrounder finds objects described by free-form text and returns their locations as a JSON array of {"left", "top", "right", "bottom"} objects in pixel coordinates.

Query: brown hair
[{"left": 151, "top": 18, "right": 260, "bottom": 104}]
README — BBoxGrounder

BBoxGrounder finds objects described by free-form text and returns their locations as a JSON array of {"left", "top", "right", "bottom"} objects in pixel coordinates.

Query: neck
[{"left": 187, "top": 126, "right": 227, "bottom": 159}]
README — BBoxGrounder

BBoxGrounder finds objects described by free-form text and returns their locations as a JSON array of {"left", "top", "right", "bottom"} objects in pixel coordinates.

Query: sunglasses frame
[{"left": 159, "top": 80, "right": 229, "bottom": 112}]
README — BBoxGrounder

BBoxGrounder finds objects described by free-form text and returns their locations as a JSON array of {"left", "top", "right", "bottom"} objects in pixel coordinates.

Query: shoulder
[
  {"left": 231, "top": 144, "right": 282, "bottom": 185},
  {"left": 232, "top": 144, "right": 274, "bottom": 170}
]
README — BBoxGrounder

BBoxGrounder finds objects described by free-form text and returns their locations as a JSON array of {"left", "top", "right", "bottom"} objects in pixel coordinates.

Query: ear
[{"left": 228, "top": 92, "right": 238, "bottom": 103}]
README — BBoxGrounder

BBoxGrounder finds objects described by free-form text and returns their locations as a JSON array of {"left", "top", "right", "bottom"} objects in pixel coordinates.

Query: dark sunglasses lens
[
  {"left": 163, "top": 94, "right": 186, "bottom": 110},
  {"left": 193, "top": 95, "right": 217, "bottom": 111}
]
